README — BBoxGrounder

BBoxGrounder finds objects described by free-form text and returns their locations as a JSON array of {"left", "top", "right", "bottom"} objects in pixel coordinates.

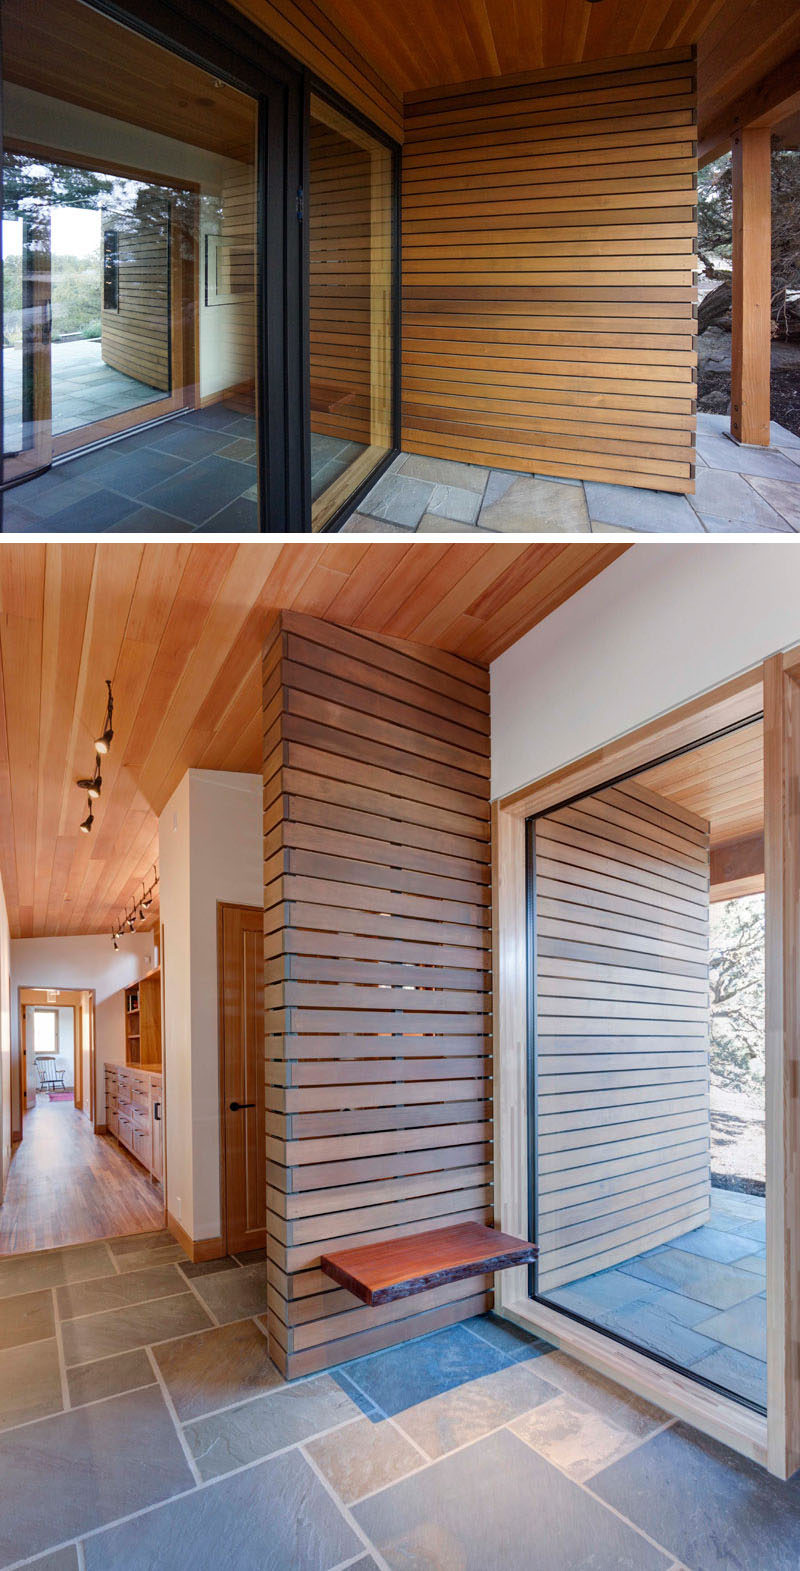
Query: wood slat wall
[
  {"left": 100, "top": 193, "right": 170, "bottom": 391},
  {"left": 402, "top": 49, "right": 698, "bottom": 493},
  {"left": 263, "top": 610, "right": 492, "bottom": 1378},
  {"left": 309, "top": 119, "right": 372, "bottom": 447},
  {"left": 534, "top": 777, "right": 711, "bottom": 1294}
]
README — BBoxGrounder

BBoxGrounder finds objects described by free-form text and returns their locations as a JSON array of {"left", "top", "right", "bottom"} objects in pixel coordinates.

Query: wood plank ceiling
[
  {"left": 638, "top": 716, "right": 763, "bottom": 846},
  {"left": 0, "top": 540, "right": 623, "bottom": 941},
  {"left": 295, "top": 0, "right": 800, "bottom": 145}
]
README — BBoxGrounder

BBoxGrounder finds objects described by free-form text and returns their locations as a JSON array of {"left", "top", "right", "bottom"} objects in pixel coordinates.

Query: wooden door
[{"left": 219, "top": 903, "right": 265, "bottom": 1254}]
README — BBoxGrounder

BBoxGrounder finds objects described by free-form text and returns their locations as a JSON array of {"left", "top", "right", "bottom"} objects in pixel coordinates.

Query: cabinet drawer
[
  {"left": 133, "top": 1105, "right": 150, "bottom": 1131},
  {"left": 132, "top": 1127, "right": 152, "bottom": 1167},
  {"left": 131, "top": 1085, "right": 150, "bottom": 1111}
]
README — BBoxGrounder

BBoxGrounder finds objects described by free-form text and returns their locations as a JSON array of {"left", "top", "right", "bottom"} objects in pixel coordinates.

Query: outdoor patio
[
  {"left": 547, "top": 1189, "right": 766, "bottom": 1408},
  {"left": 344, "top": 413, "right": 800, "bottom": 534},
  {"left": 3, "top": 339, "right": 164, "bottom": 450}
]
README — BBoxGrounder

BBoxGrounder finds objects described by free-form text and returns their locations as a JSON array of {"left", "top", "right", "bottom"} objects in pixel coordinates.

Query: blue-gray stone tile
[
  {"left": 360, "top": 474, "right": 434, "bottom": 527},
  {"left": 690, "top": 468, "right": 789, "bottom": 528},
  {"left": 184, "top": 1372, "right": 359, "bottom": 1480},
  {"left": 591, "top": 1420, "right": 800, "bottom": 1571},
  {"left": 618, "top": 1248, "right": 762, "bottom": 1310},
  {"left": 666, "top": 1226, "right": 755, "bottom": 1265},
  {"left": 143, "top": 457, "right": 256, "bottom": 524},
  {"left": 338, "top": 1324, "right": 514, "bottom": 1418},
  {"left": 33, "top": 488, "right": 135, "bottom": 533},
  {"left": 195, "top": 495, "right": 260, "bottom": 532},
  {"left": 398, "top": 455, "right": 488, "bottom": 494},
  {"left": 595, "top": 1299, "right": 721, "bottom": 1366},
  {"left": 695, "top": 431, "right": 800, "bottom": 480},
  {"left": 149, "top": 424, "right": 235, "bottom": 461},
  {"left": 549, "top": 1269, "right": 663, "bottom": 1318},
  {"left": 583, "top": 482, "right": 700, "bottom": 532},
  {"left": 178, "top": 405, "right": 245, "bottom": 433},
  {"left": 0, "top": 1385, "right": 193, "bottom": 1567},
  {"left": 82, "top": 1448, "right": 360, "bottom": 1571},
  {"left": 425, "top": 484, "right": 482, "bottom": 523},
  {"left": 694, "top": 1294, "right": 766, "bottom": 1361},
  {"left": 61, "top": 1291, "right": 212, "bottom": 1365},
  {"left": 354, "top": 1426, "right": 670, "bottom": 1571},
  {"left": 85, "top": 448, "right": 190, "bottom": 497},
  {"left": 689, "top": 1344, "right": 766, "bottom": 1406},
  {"left": 108, "top": 506, "right": 191, "bottom": 533},
  {"left": 463, "top": 1312, "right": 553, "bottom": 1363},
  {"left": 24, "top": 1548, "right": 80, "bottom": 1571},
  {"left": 331, "top": 1368, "right": 384, "bottom": 1421}
]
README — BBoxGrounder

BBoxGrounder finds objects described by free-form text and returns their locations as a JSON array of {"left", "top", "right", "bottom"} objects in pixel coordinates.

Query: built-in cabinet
[
  {"left": 105, "top": 1064, "right": 163, "bottom": 1183},
  {"left": 124, "top": 969, "right": 161, "bottom": 1066}
]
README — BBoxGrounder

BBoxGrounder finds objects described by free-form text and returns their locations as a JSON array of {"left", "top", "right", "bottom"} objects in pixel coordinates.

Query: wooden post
[{"left": 730, "top": 127, "right": 772, "bottom": 446}]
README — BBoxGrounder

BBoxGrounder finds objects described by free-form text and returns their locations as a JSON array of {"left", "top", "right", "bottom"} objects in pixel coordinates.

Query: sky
[{"left": 3, "top": 206, "right": 102, "bottom": 259}]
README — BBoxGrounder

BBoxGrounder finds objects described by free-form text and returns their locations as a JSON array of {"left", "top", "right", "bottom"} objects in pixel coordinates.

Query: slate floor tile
[
  {"left": 463, "top": 1312, "right": 553, "bottom": 1363},
  {"left": 0, "top": 1385, "right": 193, "bottom": 1567},
  {"left": 150, "top": 425, "right": 234, "bottom": 460},
  {"left": 180, "top": 405, "right": 245, "bottom": 432},
  {"left": 397, "top": 455, "right": 489, "bottom": 494},
  {"left": 189, "top": 1261, "right": 266, "bottom": 1324},
  {"left": 329, "top": 1367, "right": 383, "bottom": 1421},
  {"left": 86, "top": 448, "right": 190, "bottom": 496},
  {"left": 66, "top": 1347, "right": 156, "bottom": 1408},
  {"left": 700, "top": 511, "right": 794, "bottom": 534},
  {"left": 416, "top": 514, "right": 485, "bottom": 533},
  {"left": 689, "top": 1344, "right": 766, "bottom": 1406},
  {"left": 37, "top": 488, "right": 134, "bottom": 532},
  {"left": 152, "top": 1317, "right": 282, "bottom": 1422},
  {"left": 56, "top": 1263, "right": 187, "bottom": 1320},
  {"left": 425, "top": 483, "right": 482, "bottom": 523},
  {"left": 690, "top": 468, "right": 788, "bottom": 528},
  {"left": 695, "top": 431, "right": 800, "bottom": 481},
  {"left": 0, "top": 1339, "right": 63, "bottom": 1432},
  {"left": 394, "top": 1358, "right": 557, "bottom": 1460},
  {"left": 0, "top": 1243, "right": 113, "bottom": 1300},
  {"left": 744, "top": 475, "right": 800, "bottom": 528},
  {"left": 61, "top": 1292, "right": 212, "bottom": 1366},
  {"left": 108, "top": 506, "right": 192, "bottom": 533},
  {"left": 143, "top": 457, "right": 257, "bottom": 524},
  {"left": 339, "top": 1324, "right": 513, "bottom": 1418},
  {"left": 307, "top": 1414, "right": 424, "bottom": 1502},
  {"left": 619, "top": 1247, "right": 762, "bottom": 1309},
  {"left": 550, "top": 1269, "right": 663, "bottom": 1318},
  {"left": 510, "top": 1390, "right": 647, "bottom": 1482},
  {"left": 25, "top": 1548, "right": 80, "bottom": 1570},
  {"left": 583, "top": 481, "right": 699, "bottom": 532},
  {"left": 591, "top": 1420, "right": 800, "bottom": 1571},
  {"left": 0, "top": 1287, "right": 54, "bottom": 1349},
  {"left": 107, "top": 1230, "right": 174, "bottom": 1256},
  {"left": 595, "top": 1299, "right": 721, "bottom": 1366},
  {"left": 667, "top": 1226, "right": 754, "bottom": 1264},
  {"left": 178, "top": 1256, "right": 240, "bottom": 1280},
  {"left": 694, "top": 1294, "right": 766, "bottom": 1361},
  {"left": 478, "top": 475, "right": 590, "bottom": 532},
  {"left": 195, "top": 495, "right": 259, "bottom": 532},
  {"left": 354, "top": 1427, "right": 670, "bottom": 1571},
  {"left": 184, "top": 1372, "right": 359, "bottom": 1480},
  {"left": 530, "top": 1351, "right": 670, "bottom": 1439},
  {"left": 112, "top": 1243, "right": 190, "bottom": 1274},
  {"left": 82, "top": 1448, "right": 360, "bottom": 1571},
  {"left": 360, "top": 474, "right": 434, "bottom": 527}
]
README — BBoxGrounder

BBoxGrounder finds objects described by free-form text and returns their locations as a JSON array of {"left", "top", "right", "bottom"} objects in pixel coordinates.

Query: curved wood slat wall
[
  {"left": 263, "top": 610, "right": 492, "bottom": 1378},
  {"left": 402, "top": 49, "right": 698, "bottom": 492},
  {"left": 534, "top": 778, "right": 711, "bottom": 1294}
]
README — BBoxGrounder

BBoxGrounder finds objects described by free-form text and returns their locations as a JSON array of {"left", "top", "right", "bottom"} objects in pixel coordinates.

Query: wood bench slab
[{"left": 320, "top": 1222, "right": 538, "bottom": 1307}]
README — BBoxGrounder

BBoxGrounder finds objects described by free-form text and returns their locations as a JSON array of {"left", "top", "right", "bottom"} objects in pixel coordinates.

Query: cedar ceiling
[
  {"left": 311, "top": 0, "right": 800, "bottom": 145},
  {"left": 0, "top": 540, "right": 623, "bottom": 941},
  {"left": 638, "top": 717, "right": 763, "bottom": 848}
]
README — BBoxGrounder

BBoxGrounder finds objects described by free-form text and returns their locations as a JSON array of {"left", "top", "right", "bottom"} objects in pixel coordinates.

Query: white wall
[
  {"left": 0, "top": 875, "right": 10, "bottom": 1196},
  {"left": 11, "top": 934, "right": 153, "bottom": 1125},
  {"left": 160, "top": 769, "right": 262, "bottom": 1243},
  {"left": 491, "top": 542, "right": 800, "bottom": 800}
]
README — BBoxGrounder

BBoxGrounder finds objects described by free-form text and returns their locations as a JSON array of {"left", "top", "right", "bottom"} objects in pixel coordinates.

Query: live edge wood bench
[{"left": 320, "top": 1222, "right": 538, "bottom": 1307}]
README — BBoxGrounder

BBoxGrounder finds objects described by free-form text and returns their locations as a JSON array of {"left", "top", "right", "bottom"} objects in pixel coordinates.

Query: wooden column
[{"left": 731, "top": 127, "right": 772, "bottom": 446}]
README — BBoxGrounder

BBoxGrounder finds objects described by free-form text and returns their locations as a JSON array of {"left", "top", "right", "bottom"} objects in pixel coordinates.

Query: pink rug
[{"left": 48, "top": 1091, "right": 74, "bottom": 1102}]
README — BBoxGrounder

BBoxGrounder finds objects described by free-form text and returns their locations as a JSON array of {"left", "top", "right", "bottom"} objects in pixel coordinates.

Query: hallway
[{"left": 0, "top": 1098, "right": 164, "bottom": 1255}]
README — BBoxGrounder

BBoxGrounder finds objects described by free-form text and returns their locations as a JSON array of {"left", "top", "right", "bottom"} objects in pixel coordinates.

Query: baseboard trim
[
  {"left": 95, "top": 1122, "right": 108, "bottom": 1136},
  {"left": 167, "top": 1211, "right": 225, "bottom": 1263}
]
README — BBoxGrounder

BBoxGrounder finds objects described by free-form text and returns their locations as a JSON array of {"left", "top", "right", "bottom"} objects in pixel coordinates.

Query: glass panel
[
  {"left": 531, "top": 718, "right": 766, "bottom": 1410},
  {"left": 309, "top": 94, "right": 393, "bottom": 529},
  {"left": 2, "top": 0, "right": 260, "bottom": 532}
]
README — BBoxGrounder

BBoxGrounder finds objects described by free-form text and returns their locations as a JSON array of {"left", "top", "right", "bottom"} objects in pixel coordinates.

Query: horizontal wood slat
[
  {"left": 401, "top": 51, "right": 697, "bottom": 492},
  {"left": 535, "top": 780, "right": 711, "bottom": 1294},
  {"left": 264, "top": 610, "right": 492, "bottom": 1377}
]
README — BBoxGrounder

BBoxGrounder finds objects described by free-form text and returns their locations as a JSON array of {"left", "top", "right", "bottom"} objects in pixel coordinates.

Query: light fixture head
[
  {"left": 94, "top": 679, "right": 114, "bottom": 754},
  {"left": 112, "top": 932, "right": 119, "bottom": 951},
  {"left": 141, "top": 894, "right": 152, "bottom": 910},
  {"left": 127, "top": 915, "right": 136, "bottom": 932},
  {"left": 80, "top": 802, "right": 94, "bottom": 834},
  {"left": 78, "top": 756, "right": 103, "bottom": 798}
]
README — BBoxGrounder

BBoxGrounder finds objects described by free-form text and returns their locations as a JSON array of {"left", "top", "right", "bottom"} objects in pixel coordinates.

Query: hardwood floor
[{"left": 0, "top": 1096, "right": 164, "bottom": 1254}]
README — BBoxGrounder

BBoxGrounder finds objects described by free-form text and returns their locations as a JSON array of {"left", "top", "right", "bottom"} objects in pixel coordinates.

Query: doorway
[{"left": 218, "top": 902, "right": 265, "bottom": 1255}]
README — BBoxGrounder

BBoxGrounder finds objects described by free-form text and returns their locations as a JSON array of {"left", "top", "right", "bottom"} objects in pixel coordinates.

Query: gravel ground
[
  {"left": 710, "top": 1080, "right": 765, "bottom": 1190},
  {"left": 697, "top": 325, "right": 800, "bottom": 437}
]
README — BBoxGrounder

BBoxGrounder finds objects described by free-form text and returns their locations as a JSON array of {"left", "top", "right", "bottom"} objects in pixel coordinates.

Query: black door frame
[{"left": 0, "top": 0, "right": 401, "bottom": 532}]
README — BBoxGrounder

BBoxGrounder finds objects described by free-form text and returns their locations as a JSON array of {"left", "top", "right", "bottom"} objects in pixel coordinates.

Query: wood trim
[
  {"left": 502, "top": 1297, "right": 768, "bottom": 1468},
  {"left": 730, "top": 127, "right": 772, "bottom": 447},
  {"left": 166, "top": 1210, "right": 224, "bottom": 1264},
  {"left": 217, "top": 900, "right": 266, "bottom": 1257},
  {"left": 497, "top": 665, "right": 763, "bottom": 820},
  {"left": 764, "top": 654, "right": 800, "bottom": 1479}
]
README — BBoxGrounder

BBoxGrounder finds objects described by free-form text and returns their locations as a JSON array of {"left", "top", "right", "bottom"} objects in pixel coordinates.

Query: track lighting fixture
[
  {"left": 77, "top": 755, "right": 102, "bottom": 800},
  {"left": 112, "top": 867, "right": 158, "bottom": 947},
  {"left": 94, "top": 679, "right": 114, "bottom": 755},
  {"left": 80, "top": 799, "right": 94, "bottom": 834},
  {"left": 112, "top": 932, "right": 119, "bottom": 951}
]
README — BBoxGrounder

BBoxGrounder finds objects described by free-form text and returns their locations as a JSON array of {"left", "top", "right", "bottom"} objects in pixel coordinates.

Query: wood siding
[
  {"left": 534, "top": 778, "right": 710, "bottom": 1294},
  {"left": 309, "top": 118, "right": 372, "bottom": 448},
  {"left": 100, "top": 194, "right": 170, "bottom": 391},
  {"left": 402, "top": 49, "right": 698, "bottom": 493},
  {"left": 263, "top": 610, "right": 492, "bottom": 1378}
]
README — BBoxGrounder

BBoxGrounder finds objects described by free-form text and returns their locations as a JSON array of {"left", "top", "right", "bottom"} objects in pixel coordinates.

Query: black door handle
[{"left": 229, "top": 1101, "right": 255, "bottom": 1111}]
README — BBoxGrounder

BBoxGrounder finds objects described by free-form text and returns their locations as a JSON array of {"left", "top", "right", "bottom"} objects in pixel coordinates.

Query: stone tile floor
[
  {"left": 548, "top": 1189, "right": 765, "bottom": 1408},
  {"left": 1, "top": 409, "right": 362, "bottom": 533},
  {"left": 3, "top": 340, "right": 164, "bottom": 452},
  {"left": 343, "top": 413, "right": 800, "bottom": 534},
  {"left": 2, "top": 1224, "right": 799, "bottom": 1569}
]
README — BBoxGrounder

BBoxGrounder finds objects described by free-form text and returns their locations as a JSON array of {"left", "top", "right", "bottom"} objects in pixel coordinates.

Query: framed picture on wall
[{"left": 204, "top": 232, "right": 254, "bottom": 306}]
